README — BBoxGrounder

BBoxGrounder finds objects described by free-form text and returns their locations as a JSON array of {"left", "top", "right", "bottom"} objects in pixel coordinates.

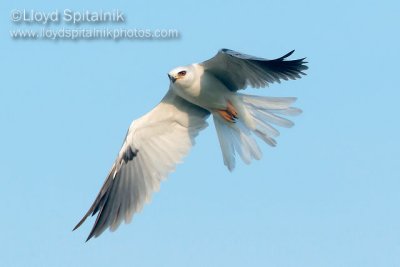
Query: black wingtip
[
  {"left": 72, "top": 217, "right": 94, "bottom": 242},
  {"left": 85, "top": 235, "right": 93, "bottom": 242},
  {"left": 72, "top": 221, "right": 82, "bottom": 231},
  {"left": 85, "top": 220, "right": 102, "bottom": 242},
  {"left": 278, "top": 50, "right": 295, "bottom": 60},
  {"left": 72, "top": 224, "right": 80, "bottom": 232},
  {"left": 72, "top": 214, "right": 89, "bottom": 232}
]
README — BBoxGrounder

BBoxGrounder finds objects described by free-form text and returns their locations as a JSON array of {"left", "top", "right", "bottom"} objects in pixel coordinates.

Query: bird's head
[{"left": 168, "top": 65, "right": 196, "bottom": 88}]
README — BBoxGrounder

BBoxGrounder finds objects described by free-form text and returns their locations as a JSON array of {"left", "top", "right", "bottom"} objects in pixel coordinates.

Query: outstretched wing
[
  {"left": 201, "top": 49, "right": 308, "bottom": 91},
  {"left": 73, "top": 90, "right": 210, "bottom": 241}
]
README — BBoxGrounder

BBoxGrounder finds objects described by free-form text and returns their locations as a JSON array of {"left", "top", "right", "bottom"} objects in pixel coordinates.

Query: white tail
[{"left": 213, "top": 93, "right": 301, "bottom": 171}]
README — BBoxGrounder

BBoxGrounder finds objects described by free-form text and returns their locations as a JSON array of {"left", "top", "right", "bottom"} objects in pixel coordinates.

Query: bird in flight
[{"left": 74, "top": 48, "right": 308, "bottom": 241}]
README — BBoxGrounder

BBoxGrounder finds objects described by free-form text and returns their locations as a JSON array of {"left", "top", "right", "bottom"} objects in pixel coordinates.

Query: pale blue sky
[{"left": 1, "top": 0, "right": 400, "bottom": 266}]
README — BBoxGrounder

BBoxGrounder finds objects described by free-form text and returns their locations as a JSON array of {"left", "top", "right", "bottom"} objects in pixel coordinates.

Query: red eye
[{"left": 178, "top": 70, "right": 187, "bottom": 76}]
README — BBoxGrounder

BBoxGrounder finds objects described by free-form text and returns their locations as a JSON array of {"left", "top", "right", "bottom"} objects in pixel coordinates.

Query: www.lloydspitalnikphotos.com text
[{"left": 9, "top": 9, "right": 180, "bottom": 41}]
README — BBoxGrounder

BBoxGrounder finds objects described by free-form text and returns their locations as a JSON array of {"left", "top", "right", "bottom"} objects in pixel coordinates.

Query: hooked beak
[{"left": 168, "top": 74, "right": 176, "bottom": 83}]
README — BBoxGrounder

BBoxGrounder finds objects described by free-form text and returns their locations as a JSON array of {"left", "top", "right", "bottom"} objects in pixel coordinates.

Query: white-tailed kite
[{"left": 74, "top": 48, "right": 308, "bottom": 241}]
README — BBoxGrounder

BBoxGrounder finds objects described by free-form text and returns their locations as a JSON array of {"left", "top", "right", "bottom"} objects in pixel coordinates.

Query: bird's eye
[{"left": 178, "top": 70, "right": 187, "bottom": 76}]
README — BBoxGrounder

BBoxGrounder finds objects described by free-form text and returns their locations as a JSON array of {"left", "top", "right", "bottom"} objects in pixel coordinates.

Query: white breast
[{"left": 172, "top": 64, "right": 233, "bottom": 111}]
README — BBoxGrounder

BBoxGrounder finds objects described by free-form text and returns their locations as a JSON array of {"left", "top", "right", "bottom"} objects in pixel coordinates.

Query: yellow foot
[{"left": 217, "top": 101, "right": 238, "bottom": 123}]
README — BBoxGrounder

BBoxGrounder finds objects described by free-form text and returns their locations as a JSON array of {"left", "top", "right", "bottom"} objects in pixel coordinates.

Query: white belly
[{"left": 172, "top": 71, "right": 233, "bottom": 111}]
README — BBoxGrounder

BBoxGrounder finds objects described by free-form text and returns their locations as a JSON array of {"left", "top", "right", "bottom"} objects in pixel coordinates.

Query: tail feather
[
  {"left": 213, "top": 94, "right": 301, "bottom": 170},
  {"left": 254, "top": 129, "right": 277, "bottom": 147},
  {"left": 232, "top": 120, "right": 262, "bottom": 164},
  {"left": 255, "top": 109, "right": 294, "bottom": 128},
  {"left": 253, "top": 116, "right": 280, "bottom": 137},
  {"left": 241, "top": 95, "right": 297, "bottom": 109},
  {"left": 213, "top": 116, "right": 261, "bottom": 171},
  {"left": 214, "top": 117, "right": 236, "bottom": 171},
  {"left": 270, "top": 107, "right": 302, "bottom": 116}
]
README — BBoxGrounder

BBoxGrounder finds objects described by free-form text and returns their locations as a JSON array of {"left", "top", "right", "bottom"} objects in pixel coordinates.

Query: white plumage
[{"left": 74, "top": 48, "right": 308, "bottom": 241}]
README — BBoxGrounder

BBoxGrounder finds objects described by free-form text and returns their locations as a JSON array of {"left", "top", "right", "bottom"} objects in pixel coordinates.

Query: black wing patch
[{"left": 123, "top": 146, "right": 138, "bottom": 163}]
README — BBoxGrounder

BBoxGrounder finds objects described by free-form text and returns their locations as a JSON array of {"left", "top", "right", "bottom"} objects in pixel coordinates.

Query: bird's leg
[
  {"left": 217, "top": 100, "right": 238, "bottom": 123},
  {"left": 226, "top": 101, "right": 238, "bottom": 118}
]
